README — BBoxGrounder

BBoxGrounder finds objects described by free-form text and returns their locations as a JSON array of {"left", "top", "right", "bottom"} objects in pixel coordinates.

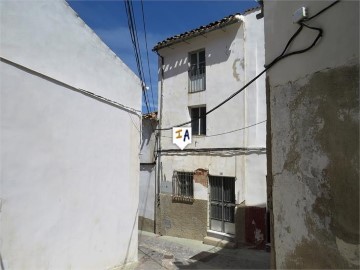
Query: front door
[{"left": 209, "top": 176, "right": 235, "bottom": 234}]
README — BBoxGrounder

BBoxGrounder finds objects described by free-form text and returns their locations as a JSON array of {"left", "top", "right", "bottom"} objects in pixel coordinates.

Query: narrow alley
[{"left": 123, "top": 231, "right": 270, "bottom": 269}]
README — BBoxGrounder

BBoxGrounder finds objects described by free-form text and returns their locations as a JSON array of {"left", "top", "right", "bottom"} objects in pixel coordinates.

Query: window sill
[
  {"left": 193, "top": 135, "right": 206, "bottom": 138},
  {"left": 188, "top": 89, "right": 206, "bottom": 94},
  {"left": 172, "top": 195, "right": 194, "bottom": 204}
]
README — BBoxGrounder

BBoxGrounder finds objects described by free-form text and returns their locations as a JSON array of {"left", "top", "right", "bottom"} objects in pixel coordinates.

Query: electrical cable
[
  {"left": 0, "top": 56, "right": 142, "bottom": 116},
  {"left": 303, "top": 0, "right": 340, "bottom": 22},
  {"left": 124, "top": 0, "right": 152, "bottom": 114},
  {"left": 160, "top": 119, "right": 267, "bottom": 138},
  {"left": 158, "top": 147, "right": 266, "bottom": 153},
  {"left": 140, "top": 0, "right": 156, "bottom": 112},
  {"left": 156, "top": 0, "right": 340, "bottom": 131}
]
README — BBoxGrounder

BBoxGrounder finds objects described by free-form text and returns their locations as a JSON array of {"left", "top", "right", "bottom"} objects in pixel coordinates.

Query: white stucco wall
[
  {"left": 0, "top": 1, "right": 141, "bottom": 269},
  {"left": 157, "top": 10, "right": 266, "bottom": 207},
  {"left": 0, "top": 0, "right": 139, "bottom": 110}
]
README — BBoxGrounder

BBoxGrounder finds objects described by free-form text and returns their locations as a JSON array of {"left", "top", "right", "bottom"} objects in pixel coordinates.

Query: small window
[
  {"left": 190, "top": 106, "right": 206, "bottom": 136},
  {"left": 189, "top": 49, "right": 206, "bottom": 92},
  {"left": 172, "top": 171, "right": 194, "bottom": 198}
]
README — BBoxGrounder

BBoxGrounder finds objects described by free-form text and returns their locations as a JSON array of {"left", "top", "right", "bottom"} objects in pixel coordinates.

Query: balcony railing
[{"left": 189, "top": 66, "right": 206, "bottom": 93}]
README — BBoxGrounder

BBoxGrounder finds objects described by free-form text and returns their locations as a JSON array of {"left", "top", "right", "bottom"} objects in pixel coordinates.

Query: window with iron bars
[
  {"left": 172, "top": 171, "right": 194, "bottom": 199},
  {"left": 189, "top": 49, "right": 206, "bottom": 93}
]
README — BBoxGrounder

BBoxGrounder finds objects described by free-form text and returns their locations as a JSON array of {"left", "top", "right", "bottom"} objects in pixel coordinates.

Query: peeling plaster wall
[
  {"left": 264, "top": 1, "right": 359, "bottom": 268},
  {"left": 0, "top": 1, "right": 141, "bottom": 269}
]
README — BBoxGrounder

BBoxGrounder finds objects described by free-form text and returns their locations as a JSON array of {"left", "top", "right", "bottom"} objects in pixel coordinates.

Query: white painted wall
[
  {"left": 0, "top": 1, "right": 141, "bottom": 269},
  {"left": 157, "top": 10, "right": 266, "bottom": 207},
  {"left": 0, "top": 0, "right": 139, "bottom": 110}
]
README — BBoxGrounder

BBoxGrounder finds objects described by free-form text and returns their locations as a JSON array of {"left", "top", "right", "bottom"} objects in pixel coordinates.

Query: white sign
[{"left": 173, "top": 127, "right": 191, "bottom": 150}]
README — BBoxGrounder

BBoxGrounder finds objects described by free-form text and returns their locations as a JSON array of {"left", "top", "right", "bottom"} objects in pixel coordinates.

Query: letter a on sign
[{"left": 173, "top": 127, "right": 191, "bottom": 150}]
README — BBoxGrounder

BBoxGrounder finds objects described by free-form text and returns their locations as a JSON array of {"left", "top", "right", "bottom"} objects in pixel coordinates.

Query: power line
[
  {"left": 0, "top": 56, "right": 141, "bottom": 116},
  {"left": 140, "top": 0, "right": 156, "bottom": 112},
  {"left": 206, "top": 120, "right": 266, "bottom": 137},
  {"left": 158, "top": 147, "right": 266, "bottom": 153},
  {"left": 123, "top": 0, "right": 151, "bottom": 114},
  {"left": 160, "top": 120, "right": 267, "bottom": 138},
  {"left": 156, "top": 0, "right": 340, "bottom": 131}
]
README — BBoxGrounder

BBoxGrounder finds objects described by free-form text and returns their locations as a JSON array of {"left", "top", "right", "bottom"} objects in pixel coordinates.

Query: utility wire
[
  {"left": 156, "top": 0, "right": 340, "bottom": 131},
  {"left": 124, "top": 0, "right": 151, "bottom": 114},
  {"left": 303, "top": 0, "right": 340, "bottom": 22},
  {"left": 140, "top": 0, "right": 156, "bottom": 112},
  {"left": 160, "top": 120, "right": 267, "bottom": 138},
  {"left": 202, "top": 119, "right": 266, "bottom": 137},
  {"left": 0, "top": 56, "right": 141, "bottom": 116}
]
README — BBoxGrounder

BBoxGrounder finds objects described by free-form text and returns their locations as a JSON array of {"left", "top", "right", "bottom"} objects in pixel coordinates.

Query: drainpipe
[{"left": 154, "top": 51, "right": 164, "bottom": 234}]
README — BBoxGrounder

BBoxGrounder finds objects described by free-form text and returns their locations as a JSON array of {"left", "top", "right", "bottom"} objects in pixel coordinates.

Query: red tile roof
[{"left": 152, "top": 6, "right": 261, "bottom": 51}]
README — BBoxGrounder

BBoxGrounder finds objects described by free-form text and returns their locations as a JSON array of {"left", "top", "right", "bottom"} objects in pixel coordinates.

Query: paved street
[{"left": 123, "top": 231, "right": 270, "bottom": 270}]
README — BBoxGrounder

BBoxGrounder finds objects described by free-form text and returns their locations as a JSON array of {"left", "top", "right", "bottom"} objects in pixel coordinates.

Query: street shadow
[
  {"left": 137, "top": 231, "right": 270, "bottom": 270},
  {"left": 172, "top": 246, "right": 270, "bottom": 269}
]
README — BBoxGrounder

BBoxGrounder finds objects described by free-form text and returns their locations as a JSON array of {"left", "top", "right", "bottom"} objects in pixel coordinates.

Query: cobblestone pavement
[{"left": 122, "top": 231, "right": 270, "bottom": 270}]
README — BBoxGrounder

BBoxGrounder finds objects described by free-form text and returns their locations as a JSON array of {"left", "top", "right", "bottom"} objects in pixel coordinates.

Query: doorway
[{"left": 209, "top": 176, "right": 235, "bottom": 234}]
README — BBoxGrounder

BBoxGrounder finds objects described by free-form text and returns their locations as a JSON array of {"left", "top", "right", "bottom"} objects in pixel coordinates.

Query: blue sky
[{"left": 67, "top": 0, "right": 257, "bottom": 113}]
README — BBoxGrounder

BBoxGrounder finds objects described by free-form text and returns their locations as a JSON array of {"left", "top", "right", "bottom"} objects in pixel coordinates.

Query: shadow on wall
[
  {"left": 140, "top": 119, "right": 156, "bottom": 154},
  {"left": 123, "top": 207, "right": 139, "bottom": 266},
  {"left": 139, "top": 164, "right": 155, "bottom": 233},
  {"left": 160, "top": 23, "right": 241, "bottom": 80},
  {"left": 0, "top": 252, "right": 4, "bottom": 270}
]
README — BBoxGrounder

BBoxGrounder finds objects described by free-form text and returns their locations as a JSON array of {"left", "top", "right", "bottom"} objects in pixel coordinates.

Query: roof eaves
[
  {"left": 152, "top": 6, "right": 261, "bottom": 52},
  {"left": 242, "top": 6, "right": 261, "bottom": 15},
  {"left": 152, "top": 14, "right": 242, "bottom": 52},
  {"left": 142, "top": 112, "right": 158, "bottom": 120}
]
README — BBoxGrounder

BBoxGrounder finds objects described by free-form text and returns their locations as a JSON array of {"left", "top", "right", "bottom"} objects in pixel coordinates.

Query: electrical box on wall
[{"left": 293, "top": 7, "right": 308, "bottom": 23}]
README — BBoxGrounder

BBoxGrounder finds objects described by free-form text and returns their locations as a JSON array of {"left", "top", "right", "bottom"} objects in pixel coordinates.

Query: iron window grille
[
  {"left": 189, "top": 50, "right": 206, "bottom": 92},
  {"left": 190, "top": 106, "right": 206, "bottom": 136},
  {"left": 172, "top": 171, "right": 194, "bottom": 200}
]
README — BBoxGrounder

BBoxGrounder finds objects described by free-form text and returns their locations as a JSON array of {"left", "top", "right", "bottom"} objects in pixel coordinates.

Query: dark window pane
[
  {"left": 200, "top": 107, "right": 206, "bottom": 135},
  {"left": 199, "top": 50, "right": 205, "bottom": 62},
  {"left": 199, "top": 63, "right": 205, "bottom": 74},
  {"left": 199, "top": 51, "right": 205, "bottom": 74},
  {"left": 191, "top": 108, "right": 199, "bottom": 135},
  {"left": 190, "top": 53, "right": 197, "bottom": 66}
]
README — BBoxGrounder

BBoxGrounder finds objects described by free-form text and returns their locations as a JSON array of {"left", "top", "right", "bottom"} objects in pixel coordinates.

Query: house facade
[
  {"left": 264, "top": 0, "right": 359, "bottom": 268},
  {"left": 0, "top": 1, "right": 141, "bottom": 269},
  {"left": 153, "top": 7, "right": 267, "bottom": 247}
]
